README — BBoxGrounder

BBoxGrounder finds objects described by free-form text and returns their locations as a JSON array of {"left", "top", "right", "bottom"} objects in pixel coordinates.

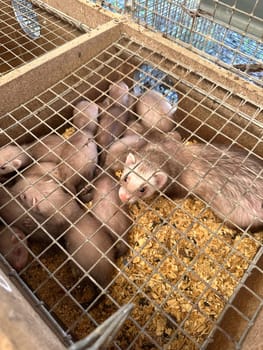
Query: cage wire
[
  {"left": 0, "top": 27, "right": 262, "bottom": 350},
  {"left": 91, "top": 0, "right": 263, "bottom": 86},
  {"left": 0, "top": 0, "right": 90, "bottom": 76}
]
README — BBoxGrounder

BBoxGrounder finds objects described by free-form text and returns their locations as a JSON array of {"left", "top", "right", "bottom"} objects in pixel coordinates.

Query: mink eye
[
  {"left": 139, "top": 186, "right": 146, "bottom": 193},
  {"left": 123, "top": 174, "right": 129, "bottom": 182}
]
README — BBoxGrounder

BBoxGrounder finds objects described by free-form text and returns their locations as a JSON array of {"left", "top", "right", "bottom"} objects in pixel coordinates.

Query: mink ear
[
  {"left": 154, "top": 171, "right": 168, "bottom": 190},
  {"left": 126, "top": 153, "right": 136, "bottom": 166},
  {"left": 12, "top": 245, "right": 29, "bottom": 271},
  {"left": 12, "top": 159, "right": 22, "bottom": 169}
]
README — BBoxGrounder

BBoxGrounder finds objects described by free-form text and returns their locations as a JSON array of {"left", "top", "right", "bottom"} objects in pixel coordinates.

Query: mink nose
[{"left": 118, "top": 187, "right": 130, "bottom": 202}]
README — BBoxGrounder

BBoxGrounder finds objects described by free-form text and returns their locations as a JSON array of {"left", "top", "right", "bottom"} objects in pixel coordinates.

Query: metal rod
[{"left": 68, "top": 303, "right": 134, "bottom": 350}]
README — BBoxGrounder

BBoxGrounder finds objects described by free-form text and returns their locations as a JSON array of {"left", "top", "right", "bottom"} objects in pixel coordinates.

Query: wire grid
[
  {"left": 0, "top": 0, "right": 87, "bottom": 76},
  {"left": 0, "top": 34, "right": 262, "bottom": 350},
  {"left": 90, "top": 0, "right": 263, "bottom": 87}
]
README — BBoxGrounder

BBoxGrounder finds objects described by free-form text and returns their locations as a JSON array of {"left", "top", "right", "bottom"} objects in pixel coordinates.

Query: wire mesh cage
[
  {"left": 0, "top": 0, "right": 93, "bottom": 76},
  {"left": 0, "top": 1, "right": 262, "bottom": 350},
  {"left": 93, "top": 0, "right": 263, "bottom": 87}
]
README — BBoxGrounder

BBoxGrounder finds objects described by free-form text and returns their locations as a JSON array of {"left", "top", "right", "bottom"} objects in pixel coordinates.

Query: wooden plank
[
  {"left": 42, "top": 0, "right": 116, "bottom": 28},
  {"left": 0, "top": 21, "right": 121, "bottom": 116}
]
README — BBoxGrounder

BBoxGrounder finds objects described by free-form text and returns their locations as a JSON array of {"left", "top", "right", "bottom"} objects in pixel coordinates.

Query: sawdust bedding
[{"left": 20, "top": 133, "right": 263, "bottom": 349}]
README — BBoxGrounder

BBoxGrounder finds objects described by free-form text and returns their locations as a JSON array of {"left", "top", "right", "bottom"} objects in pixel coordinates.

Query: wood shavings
[
  {"left": 211, "top": 270, "right": 237, "bottom": 299},
  {"left": 234, "top": 235, "right": 261, "bottom": 259},
  {"left": 63, "top": 127, "right": 76, "bottom": 138},
  {"left": 198, "top": 290, "right": 224, "bottom": 318},
  {"left": 104, "top": 196, "right": 262, "bottom": 348},
  {"left": 115, "top": 169, "right": 123, "bottom": 178},
  {"left": 20, "top": 191, "right": 262, "bottom": 349},
  {"left": 184, "top": 309, "right": 213, "bottom": 343}
]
